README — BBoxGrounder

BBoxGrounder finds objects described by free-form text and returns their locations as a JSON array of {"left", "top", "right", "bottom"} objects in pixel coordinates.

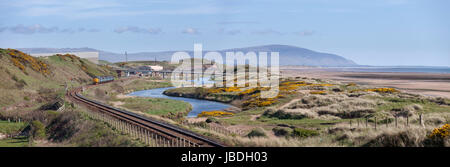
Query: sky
[{"left": 0, "top": 0, "right": 449, "bottom": 66}]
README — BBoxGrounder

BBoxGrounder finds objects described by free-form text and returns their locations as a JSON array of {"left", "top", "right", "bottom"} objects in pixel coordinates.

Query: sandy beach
[{"left": 281, "top": 67, "right": 450, "bottom": 98}]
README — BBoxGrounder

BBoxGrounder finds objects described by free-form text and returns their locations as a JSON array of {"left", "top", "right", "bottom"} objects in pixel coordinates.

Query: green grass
[
  {"left": 0, "top": 136, "right": 29, "bottom": 147},
  {"left": 119, "top": 97, "right": 192, "bottom": 116},
  {"left": 0, "top": 120, "right": 28, "bottom": 134},
  {"left": 124, "top": 80, "right": 171, "bottom": 91}
]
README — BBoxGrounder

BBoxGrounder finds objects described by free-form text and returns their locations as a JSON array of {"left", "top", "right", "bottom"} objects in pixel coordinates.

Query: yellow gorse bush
[
  {"left": 279, "top": 81, "right": 333, "bottom": 92},
  {"left": 197, "top": 110, "right": 234, "bottom": 117},
  {"left": 206, "top": 80, "right": 334, "bottom": 109},
  {"left": 243, "top": 98, "right": 277, "bottom": 108},
  {"left": 429, "top": 124, "right": 450, "bottom": 139},
  {"left": 207, "top": 87, "right": 242, "bottom": 93},
  {"left": 6, "top": 49, "right": 50, "bottom": 75}
]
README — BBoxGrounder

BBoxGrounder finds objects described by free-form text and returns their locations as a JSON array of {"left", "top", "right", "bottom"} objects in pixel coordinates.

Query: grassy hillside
[
  {"left": 0, "top": 48, "right": 137, "bottom": 147},
  {"left": 0, "top": 49, "right": 115, "bottom": 110}
]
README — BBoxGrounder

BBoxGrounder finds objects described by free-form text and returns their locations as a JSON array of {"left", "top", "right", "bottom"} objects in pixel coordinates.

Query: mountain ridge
[{"left": 16, "top": 44, "right": 358, "bottom": 67}]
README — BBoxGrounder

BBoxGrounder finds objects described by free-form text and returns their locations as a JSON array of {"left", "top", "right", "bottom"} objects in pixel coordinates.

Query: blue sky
[{"left": 0, "top": 0, "right": 449, "bottom": 66}]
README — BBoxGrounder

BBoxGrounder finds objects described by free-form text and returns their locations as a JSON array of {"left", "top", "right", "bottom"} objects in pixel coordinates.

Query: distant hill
[{"left": 17, "top": 44, "right": 358, "bottom": 67}]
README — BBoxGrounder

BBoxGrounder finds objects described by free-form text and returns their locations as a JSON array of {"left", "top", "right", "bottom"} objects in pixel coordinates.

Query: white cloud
[
  {"left": 1, "top": 24, "right": 100, "bottom": 34},
  {"left": 9, "top": 24, "right": 59, "bottom": 34}
]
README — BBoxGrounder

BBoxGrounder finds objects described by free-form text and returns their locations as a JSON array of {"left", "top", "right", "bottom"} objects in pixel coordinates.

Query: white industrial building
[{"left": 31, "top": 52, "right": 99, "bottom": 64}]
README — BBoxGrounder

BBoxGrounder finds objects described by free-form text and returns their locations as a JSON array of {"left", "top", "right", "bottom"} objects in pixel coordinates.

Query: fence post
[
  {"left": 406, "top": 116, "right": 409, "bottom": 127},
  {"left": 420, "top": 114, "right": 424, "bottom": 127},
  {"left": 374, "top": 117, "right": 377, "bottom": 130},
  {"left": 350, "top": 120, "right": 352, "bottom": 128},
  {"left": 151, "top": 133, "right": 154, "bottom": 147},
  {"left": 395, "top": 116, "right": 398, "bottom": 128},
  {"left": 146, "top": 130, "right": 149, "bottom": 146}
]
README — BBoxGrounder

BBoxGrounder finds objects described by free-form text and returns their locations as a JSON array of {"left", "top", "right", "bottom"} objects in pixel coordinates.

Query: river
[{"left": 128, "top": 87, "right": 233, "bottom": 117}]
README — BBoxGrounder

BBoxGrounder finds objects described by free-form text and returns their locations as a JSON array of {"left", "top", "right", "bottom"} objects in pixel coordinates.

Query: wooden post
[
  {"left": 374, "top": 117, "right": 377, "bottom": 130},
  {"left": 145, "top": 130, "right": 149, "bottom": 145},
  {"left": 420, "top": 114, "right": 424, "bottom": 127},
  {"left": 150, "top": 133, "right": 154, "bottom": 147},
  {"left": 350, "top": 120, "right": 352, "bottom": 128},
  {"left": 357, "top": 119, "right": 360, "bottom": 127},
  {"left": 406, "top": 116, "right": 409, "bottom": 127},
  {"left": 395, "top": 116, "right": 398, "bottom": 128}
]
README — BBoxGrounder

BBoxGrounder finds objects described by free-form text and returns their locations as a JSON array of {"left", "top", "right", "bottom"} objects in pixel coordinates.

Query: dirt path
[{"left": 278, "top": 98, "right": 302, "bottom": 110}]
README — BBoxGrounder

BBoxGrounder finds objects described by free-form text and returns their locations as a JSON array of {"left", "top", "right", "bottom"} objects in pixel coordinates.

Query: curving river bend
[{"left": 128, "top": 87, "right": 233, "bottom": 117}]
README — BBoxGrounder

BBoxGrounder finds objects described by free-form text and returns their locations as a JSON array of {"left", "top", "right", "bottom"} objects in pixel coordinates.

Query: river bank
[{"left": 129, "top": 87, "right": 239, "bottom": 117}]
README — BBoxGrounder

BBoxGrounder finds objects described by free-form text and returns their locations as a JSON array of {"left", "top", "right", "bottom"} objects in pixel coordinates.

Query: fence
[
  {"left": 84, "top": 111, "right": 200, "bottom": 147},
  {"left": 0, "top": 117, "right": 23, "bottom": 139},
  {"left": 346, "top": 114, "right": 435, "bottom": 130}
]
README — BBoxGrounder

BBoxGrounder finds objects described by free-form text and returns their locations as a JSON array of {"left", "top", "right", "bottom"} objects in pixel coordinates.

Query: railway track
[{"left": 67, "top": 82, "right": 225, "bottom": 147}]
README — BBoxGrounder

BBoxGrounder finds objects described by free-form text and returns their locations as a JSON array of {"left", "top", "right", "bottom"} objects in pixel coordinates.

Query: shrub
[
  {"left": 429, "top": 124, "right": 449, "bottom": 139},
  {"left": 247, "top": 128, "right": 267, "bottom": 138},
  {"left": 30, "top": 120, "right": 46, "bottom": 139},
  {"left": 272, "top": 127, "right": 292, "bottom": 137},
  {"left": 6, "top": 49, "right": 50, "bottom": 75},
  {"left": 292, "top": 128, "right": 319, "bottom": 138},
  {"left": 205, "top": 117, "right": 218, "bottom": 123},
  {"left": 264, "top": 109, "right": 307, "bottom": 120},
  {"left": 198, "top": 111, "right": 234, "bottom": 117}
]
